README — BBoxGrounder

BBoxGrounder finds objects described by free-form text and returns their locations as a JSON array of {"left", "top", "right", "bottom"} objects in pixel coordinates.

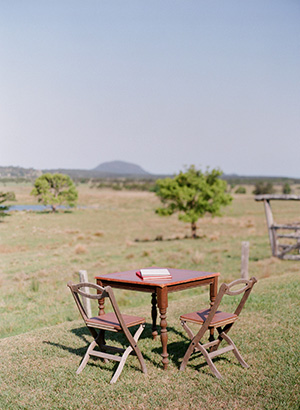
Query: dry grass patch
[
  {"left": 191, "top": 251, "right": 205, "bottom": 264},
  {"left": 0, "top": 244, "right": 28, "bottom": 253},
  {"left": 74, "top": 244, "right": 88, "bottom": 254}
]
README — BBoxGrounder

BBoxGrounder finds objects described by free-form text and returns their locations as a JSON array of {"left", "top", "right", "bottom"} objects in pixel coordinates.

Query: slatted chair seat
[
  {"left": 180, "top": 277, "right": 257, "bottom": 379},
  {"left": 180, "top": 309, "right": 238, "bottom": 327},
  {"left": 86, "top": 312, "right": 145, "bottom": 331},
  {"left": 67, "top": 281, "right": 147, "bottom": 384}
]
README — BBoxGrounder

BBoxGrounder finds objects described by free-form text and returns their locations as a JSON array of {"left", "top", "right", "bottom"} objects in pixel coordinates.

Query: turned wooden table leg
[
  {"left": 159, "top": 307, "right": 168, "bottom": 369},
  {"left": 96, "top": 280, "right": 105, "bottom": 316},
  {"left": 157, "top": 287, "right": 168, "bottom": 370},
  {"left": 209, "top": 277, "right": 218, "bottom": 342},
  {"left": 151, "top": 292, "right": 158, "bottom": 340}
]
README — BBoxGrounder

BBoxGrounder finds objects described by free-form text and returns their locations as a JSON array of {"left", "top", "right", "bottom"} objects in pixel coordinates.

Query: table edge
[{"left": 95, "top": 271, "right": 220, "bottom": 288}]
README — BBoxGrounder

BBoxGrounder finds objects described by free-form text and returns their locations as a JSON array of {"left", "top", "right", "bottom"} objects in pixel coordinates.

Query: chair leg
[
  {"left": 180, "top": 339, "right": 223, "bottom": 379},
  {"left": 131, "top": 324, "right": 147, "bottom": 375},
  {"left": 180, "top": 320, "right": 195, "bottom": 341},
  {"left": 110, "top": 345, "right": 133, "bottom": 384},
  {"left": 76, "top": 340, "right": 97, "bottom": 375},
  {"left": 199, "top": 345, "right": 222, "bottom": 379},
  {"left": 110, "top": 324, "right": 146, "bottom": 384},
  {"left": 96, "top": 329, "right": 109, "bottom": 364},
  {"left": 180, "top": 341, "right": 196, "bottom": 371},
  {"left": 220, "top": 332, "right": 249, "bottom": 368}
]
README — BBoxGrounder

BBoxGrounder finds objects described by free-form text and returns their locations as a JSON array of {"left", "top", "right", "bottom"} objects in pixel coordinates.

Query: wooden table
[{"left": 95, "top": 268, "right": 220, "bottom": 369}]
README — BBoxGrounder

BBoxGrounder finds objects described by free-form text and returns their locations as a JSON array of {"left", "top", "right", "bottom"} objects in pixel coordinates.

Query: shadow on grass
[
  {"left": 33, "top": 210, "right": 74, "bottom": 214},
  {"left": 134, "top": 234, "right": 206, "bottom": 243},
  {"left": 44, "top": 322, "right": 234, "bottom": 379},
  {"left": 43, "top": 324, "right": 153, "bottom": 367},
  {"left": 162, "top": 339, "right": 231, "bottom": 372}
]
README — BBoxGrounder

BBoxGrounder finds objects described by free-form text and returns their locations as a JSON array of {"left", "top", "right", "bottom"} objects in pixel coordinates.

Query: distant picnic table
[{"left": 255, "top": 195, "right": 300, "bottom": 260}]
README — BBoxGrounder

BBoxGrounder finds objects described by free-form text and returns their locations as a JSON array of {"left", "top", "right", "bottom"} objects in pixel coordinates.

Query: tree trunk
[
  {"left": 191, "top": 222, "right": 197, "bottom": 239},
  {"left": 51, "top": 204, "right": 57, "bottom": 212}
]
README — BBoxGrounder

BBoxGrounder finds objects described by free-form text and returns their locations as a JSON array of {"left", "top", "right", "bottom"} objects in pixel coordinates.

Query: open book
[{"left": 136, "top": 268, "right": 172, "bottom": 280}]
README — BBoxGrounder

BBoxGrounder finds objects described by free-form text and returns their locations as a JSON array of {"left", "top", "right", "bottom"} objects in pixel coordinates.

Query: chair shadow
[
  {"left": 43, "top": 323, "right": 232, "bottom": 376},
  {"left": 150, "top": 324, "right": 232, "bottom": 376},
  {"left": 43, "top": 324, "right": 154, "bottom": 371}
]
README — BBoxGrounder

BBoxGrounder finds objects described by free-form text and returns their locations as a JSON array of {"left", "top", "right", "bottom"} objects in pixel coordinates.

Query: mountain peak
[{"left": 92, "top": 160, "right": 149, "bottom": 175}]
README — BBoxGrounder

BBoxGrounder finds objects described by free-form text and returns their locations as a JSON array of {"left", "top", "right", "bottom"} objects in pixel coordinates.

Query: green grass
[
  {"left": 0, "top": 184, "right": 300, "bottom": 409},
  {"left": 0, "top": 272, "right": 299, "bottom": 410}
]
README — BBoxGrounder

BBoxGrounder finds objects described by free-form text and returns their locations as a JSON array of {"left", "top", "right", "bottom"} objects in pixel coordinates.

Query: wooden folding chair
[
  {"left": 179, "top": 277, "right": 257, "bottom": 379},
  {"left": 67, "top": 281, "right": 147, "bottom": 384}
]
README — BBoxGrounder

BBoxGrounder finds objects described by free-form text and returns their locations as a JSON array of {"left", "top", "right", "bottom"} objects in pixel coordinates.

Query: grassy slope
[
  {"left": 0, "top": 184, "right": 299, "bottom": 409},
  {"left": 0, "top": 272, "right": 299, "bottom": 410}
]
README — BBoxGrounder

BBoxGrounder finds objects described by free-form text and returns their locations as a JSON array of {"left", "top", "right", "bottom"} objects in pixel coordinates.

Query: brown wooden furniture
[
  {"left": 95, "top": 268, "right": 220, "bottom": 370},
  {"left": 180, "top": 277, "right": 257, "bottom": 379},
  {"left": 67, "top": 281, "right": 147, "bottom": 384},
  {"left": 255, "top": 194, "right": 300, "bottom": 260}
]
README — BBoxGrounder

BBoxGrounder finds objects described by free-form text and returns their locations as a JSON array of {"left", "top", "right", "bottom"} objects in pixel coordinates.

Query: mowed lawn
[{"left": 0, "top": 183, "right": 299, "bottom": 409}]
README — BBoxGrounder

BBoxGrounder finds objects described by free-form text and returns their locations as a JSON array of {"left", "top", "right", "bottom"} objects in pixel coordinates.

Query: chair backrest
[
  {"left": 198, "top": 277, "right": 257, "bottom": 334},
  {"left": 223, "top": 277, "right": 257, "bottom": 317},
  {"left": 67, "top": 281, "right": 127, "bottom": 332},
  {"left": 212, "top": 276, "right": 257, "bottom": 316}
]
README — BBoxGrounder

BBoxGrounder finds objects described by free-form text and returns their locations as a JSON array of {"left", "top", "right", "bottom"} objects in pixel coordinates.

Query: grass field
[{"left": 0, "top": 183, "right": 299, "bottom": 409}]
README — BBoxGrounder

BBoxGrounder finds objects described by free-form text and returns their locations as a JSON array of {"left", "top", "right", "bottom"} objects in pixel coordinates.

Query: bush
[
  {"left": 253, "top": 182, "right": 274, "bottom": 195},
  {"left": 0, "top": 192, "right": 13, "bottom": 218},
  {"left": 235, "top": 186, "right": 246, "bottom": 194},
  {"left": 282, "top": 183, "right": 292, "bottom": 194}
]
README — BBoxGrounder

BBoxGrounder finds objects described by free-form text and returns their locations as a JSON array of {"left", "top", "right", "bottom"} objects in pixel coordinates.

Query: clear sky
[{"left": 1, "top": 1, "right": 299, "bottom": 177}]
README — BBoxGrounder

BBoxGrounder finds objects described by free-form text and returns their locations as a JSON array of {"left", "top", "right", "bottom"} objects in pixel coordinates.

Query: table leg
[
  {"left": 210, "top": 276, "right": 218, "bottom": 307},
  {"left": 209, "top": 277, "right": 219, "bottom": 341},
  {"left": 151, "top": 292, "right": 158, "bottom": 340},
  {"left": 157, "top": 287, "right": 168, "bottom": 370},
  {"left": 96, "top": 280, "right": 105, "bottom": 315}
]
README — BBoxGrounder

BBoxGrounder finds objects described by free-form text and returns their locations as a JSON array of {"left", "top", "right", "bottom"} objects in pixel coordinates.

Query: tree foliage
[
  {"left": 282, "top": 183, "right": 291, "bottom": 194},
  {"left": 252, "top": 182, "right": 274, "bottom": 195},
  {"left": 155, "top": 166, "right": 232, "bottom": 238},
  {"left": 31, "top": 173, "right": 78, "bottom": 212},
  {"left": 0, "top": 192, "right": 14, "bottom": 219},
  {"left": 235, "top": 186, "right": 246, "bottom": 194}
]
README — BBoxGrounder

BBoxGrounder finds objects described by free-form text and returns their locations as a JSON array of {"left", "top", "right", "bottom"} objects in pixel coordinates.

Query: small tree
[
  {"left": 31, "top": 173, "right": 78, "bottom": 212},
  {"left": 282, "top": 183, "right": 291, "bottom": 194},
  {"left": 0, "top": 192, "right": 13, "bottom": 219},
  {"left": 155, "top": 166, "right": 232, "bottom": 238}
]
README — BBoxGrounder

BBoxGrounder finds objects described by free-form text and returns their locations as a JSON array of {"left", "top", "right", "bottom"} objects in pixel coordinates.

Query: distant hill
[
  {"left": 0, "top": 166, "right": 42, "bottom": 180},
  {"left": 0, "top": 163, "right": 299, "bottom": 184},
  {"left": 93, "top": 160, "right": 150, "bottom": 176}
]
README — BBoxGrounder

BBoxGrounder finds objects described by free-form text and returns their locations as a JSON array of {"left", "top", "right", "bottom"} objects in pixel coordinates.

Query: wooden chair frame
[
  {"left": 180, "top": 277, "right": 257, "bottom": 379},
  {"left": 67, "top": 281, "right": 147, "bottom": 384}
]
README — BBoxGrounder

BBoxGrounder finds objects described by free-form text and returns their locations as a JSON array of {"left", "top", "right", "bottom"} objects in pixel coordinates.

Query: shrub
[
  {"left": 282, "top": 183, "right": 292, "bottom": 194},
  {"left": 0, "top": 192, "right": 14, "bottom": 218},
  {"left": 253, "top": 182, "right": 274, "bottom": 195},
  {"left": 235, "top": 186, "right": 246, "bottom": 194}
]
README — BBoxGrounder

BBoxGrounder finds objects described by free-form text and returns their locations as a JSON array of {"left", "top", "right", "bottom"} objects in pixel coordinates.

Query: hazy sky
[{"left": 1, "top": 1, "right": 299, "bottom": 176}]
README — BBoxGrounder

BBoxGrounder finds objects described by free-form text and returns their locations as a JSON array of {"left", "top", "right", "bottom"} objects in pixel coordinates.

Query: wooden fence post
[
  {"left": 263, "top": 199, "right": 278, "bottom": 257},
  {"left": 79, "top": 270, "right": 92, "bottom": 318},
  {"left": 241, "top": 242, "right": 249, "bottom": 279}
]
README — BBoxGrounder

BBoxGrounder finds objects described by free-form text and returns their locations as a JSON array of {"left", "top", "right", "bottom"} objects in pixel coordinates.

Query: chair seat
[
  {"left": 180, "top": 308, "right": 238, "bottom": 327},
  {"left": 86, "top": 312, "right": 145, "bottom": 331}
]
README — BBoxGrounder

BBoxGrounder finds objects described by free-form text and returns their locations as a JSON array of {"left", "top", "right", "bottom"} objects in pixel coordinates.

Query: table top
[{"left": 95, "top": 267, "right": 220, "bottom": 289}]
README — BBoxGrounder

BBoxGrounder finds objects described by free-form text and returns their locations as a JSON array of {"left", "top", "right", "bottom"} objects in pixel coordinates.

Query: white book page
[{"left": 140, "top": 268, "right": 170, "bottom": 276}]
